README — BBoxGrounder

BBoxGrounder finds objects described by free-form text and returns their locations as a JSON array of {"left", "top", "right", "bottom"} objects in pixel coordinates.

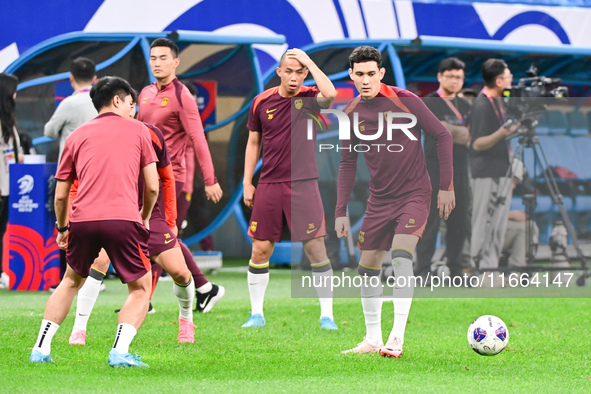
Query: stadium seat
[
  {"left": 546, "top": 110, "right": 569, "bottom": 135},
  {"left": 533, "top": 195, "right": 554, "bottom": 244},
  {"left": 534, "top": 112, "right": 550, "bottom": 135},
  {"left": 574, "top": 194, "right": 591, "bottom": 212},
  {"left": 572, "top": 135, "right": 591, "bottom": 180},
  {"left": 567, "top": 110, "right": 589, "bottom": 136},
  {"left": 511, "top": 196, "right": 526, "bottom": 211},
  {"left": 538, "top": 135, "right": 583, "bottom": 180},
  {"left": 573, "top": 195, "right": 591, "bottom": 237},
  {"left": 552, "top": 196, "right": 573, "bottom": 213}
]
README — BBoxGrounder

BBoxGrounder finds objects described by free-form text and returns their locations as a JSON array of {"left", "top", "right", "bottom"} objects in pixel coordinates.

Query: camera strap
[
  {"left": 436, "top": 90, "right": 464, "bottom": 125},
  {"left": 481, "top": 89, "right": 507, "bottom": 124}
]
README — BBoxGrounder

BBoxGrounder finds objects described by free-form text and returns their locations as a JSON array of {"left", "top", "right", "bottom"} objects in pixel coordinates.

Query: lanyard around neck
[
  {"left": 481, "top": 89, "right": 506, "bottom": 124},
  {"left": 436, "top": 90, "right": 464, "bottom": 125}
]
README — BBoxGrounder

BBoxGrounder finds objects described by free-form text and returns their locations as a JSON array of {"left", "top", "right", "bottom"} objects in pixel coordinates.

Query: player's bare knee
[
  {"left": 127, "top": 271, "right": 152, "bottom": 295},
  {"left": 251, "top": 239, "right": 274, "bottom": 264},
  {"left": 303, "top": 238, "right": 327, "bottom": 264},
  {"left": 391, "top": 234, "right": 419, "bottom": 253},
  {"left": 169, "top": 268, "right": 191, "bottom": 284},
  {"left": 359, "top": 249, "right": 385, "bottom": 270},
  {"left": 63, "top": 266, "right": 85, "bottom": 289},
  {"left": 91, "top": 250, "right": 110, "bottom": 273}
]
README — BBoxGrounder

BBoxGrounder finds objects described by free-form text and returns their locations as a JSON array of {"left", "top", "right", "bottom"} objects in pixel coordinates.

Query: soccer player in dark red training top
[
  {"left": 138, "top": 38, "right": 224, "bottom": 312},
  {"left": 67, "top": 92, "right": 198, "bottom": 346},
  {"left": 242, "top": 48, "right": 338, "bottom": 329},
  {"left": 30, "top": 76, "right": 159, "bottom": 367},
  {"left": 335, "top": 46, "right": 455, "bottom": 357}
]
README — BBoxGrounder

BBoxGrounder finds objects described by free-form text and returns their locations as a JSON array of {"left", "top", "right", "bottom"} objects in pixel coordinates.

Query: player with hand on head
[
  {"left": 242, "top": 48, "right": 338, "bottom": 329},
  {"left": 138, "top": 38, "right": 224, "bottom": 312},
  {"left": 30, "top": 76, "right": 159, "bottom": 367},
  {"left": 336, "top": 46, "right": 454, "bottom": 357},
  {"left": 68, "top": 92, "right": 197, "bottom": 346}
]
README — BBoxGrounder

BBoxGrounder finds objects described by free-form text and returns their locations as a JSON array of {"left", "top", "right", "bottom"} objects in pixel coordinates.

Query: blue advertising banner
[
  {"left": 6, "top": 163, "right": 60, "bottom": 291},
  {"left": 194, "top": 81, "right": 217, "bottom": 128}
]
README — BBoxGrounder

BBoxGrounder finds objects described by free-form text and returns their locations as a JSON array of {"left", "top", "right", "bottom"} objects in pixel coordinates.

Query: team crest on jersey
[
  {"left": 161, "top": 97, "right": 169, "bottom": 106},
  {"left": 142, "top": 97, "right": 149, "bottom": 104},
  {"left": 307, "top": 223, "right": 317, "bottom": 234},
  {"left": 294, "top": 99, "right": 303, "bottom": 110},
  {"left": 250, "top": 221, "right": 258, "bottom": 232},
  {"left": 359, "top": 231, "right": 365, "bottom": 243},
  {"left": 266, "top": 108, "right": 277, "bottom": 120}
]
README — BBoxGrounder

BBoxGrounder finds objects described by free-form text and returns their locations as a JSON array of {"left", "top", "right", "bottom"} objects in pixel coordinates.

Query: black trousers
[
  {"left": 416, "top": 170, "right": 470, "bottom": 277},
  {"left": 0, "top": 196, "right": 9, "bottom": 275}
]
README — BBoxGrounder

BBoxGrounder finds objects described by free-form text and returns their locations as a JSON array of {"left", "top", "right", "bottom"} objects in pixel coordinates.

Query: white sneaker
[
  {"left": 380, "top": 337, "right": 403, "bottom": 358},
  {"left": 0, "top": 272, "right": 9, "bottom": 289},
  {"left": 342, "top": 337, "right": 384, "bottom": 354}
]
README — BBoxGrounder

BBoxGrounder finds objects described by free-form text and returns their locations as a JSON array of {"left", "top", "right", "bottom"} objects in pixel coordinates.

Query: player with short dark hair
[
  {"left": 30, "top": 76, "right": 159, "bottom": 367},
  {"left": 67, "top": 91, "right": 197, "bottom": 345},
  {"left": 139, "top": 37, "right": 225, "bottom": 311},
  {"left": 70, "top": 57, "right": 96, "bottom": 82},
  {"left": 348, "top": 45, "right": 382, "bottom": 69},
  {"left": 151, "top": 37, "right": 179, "bottom": 58},
  {"left": 416, "top": 57, "right": 471, "bottom": 281},
  {"left": 336, "top": 46, "right": 454, "bottom": 357},
  {"left": 242, "top": 48, "right": 338, "bottom": 329},
  {"left": 470, "top": 59, "right": 519, "bottom": 285}
]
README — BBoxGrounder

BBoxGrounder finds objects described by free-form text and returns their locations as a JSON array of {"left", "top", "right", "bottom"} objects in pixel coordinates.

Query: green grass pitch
[{"left": 1, "top": 265, "right": 590, "bottom": 392}]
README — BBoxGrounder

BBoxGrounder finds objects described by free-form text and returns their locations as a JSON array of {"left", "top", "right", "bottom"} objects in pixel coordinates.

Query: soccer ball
[{"left": 467, "top": 315, "right": 509, "bottom": 356}]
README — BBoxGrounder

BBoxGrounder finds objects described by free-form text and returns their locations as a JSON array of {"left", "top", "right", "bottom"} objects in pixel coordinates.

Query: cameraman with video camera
[{"left": 470, "top": 59, "right": 520, "bottom": 287}]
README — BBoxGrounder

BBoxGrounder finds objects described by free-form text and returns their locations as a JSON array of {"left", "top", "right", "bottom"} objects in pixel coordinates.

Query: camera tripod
[{"left": 511, "top": 128, "right": 590, "bottom": 286}]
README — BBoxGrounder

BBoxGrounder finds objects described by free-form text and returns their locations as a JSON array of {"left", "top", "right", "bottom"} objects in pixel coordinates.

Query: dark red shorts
[
  {"left": 248, "top": 180, "right": 326, "bottom": 242},
  {"left": 67, "top": 220, "right": 151, "bottom": 283},
  {"left": 148, "top": 216, "right": 180, "bottom": 256},
  {"left": 358, "top": 192, "right": 431, "bottom": 251},
  {"left": 175, "top": 181, "right": 184, "bottom": 200},
  {"left": 176, "top": 191, "right": 191, "bottom": 228}
]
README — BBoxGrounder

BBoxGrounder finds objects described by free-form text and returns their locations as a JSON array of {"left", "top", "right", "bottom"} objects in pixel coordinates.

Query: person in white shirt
[
  {"left": 44, "top": 57, "right": 98, "bottom": 285},
  {"left": 44, "top": 57, "right": 98, "bottom": 161}
]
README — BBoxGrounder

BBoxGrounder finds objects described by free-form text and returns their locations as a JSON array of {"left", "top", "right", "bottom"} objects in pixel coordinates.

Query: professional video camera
[{"left": 502, "top": 65, "right": 569, "bottom": 134}]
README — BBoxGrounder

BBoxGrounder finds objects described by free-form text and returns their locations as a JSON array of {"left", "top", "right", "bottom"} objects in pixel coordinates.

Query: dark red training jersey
[
  {"left": 138, "top": 78, "right": 216, "bottom": 186},
  {"left": 335, "top": 84, "right": 453, "bottom": 217},
  {"left": 247, "top": 86, "right": 320, "bottom": 183},
  {"left": 140, "top": 122, "right": 176, "bottom": 228}
]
